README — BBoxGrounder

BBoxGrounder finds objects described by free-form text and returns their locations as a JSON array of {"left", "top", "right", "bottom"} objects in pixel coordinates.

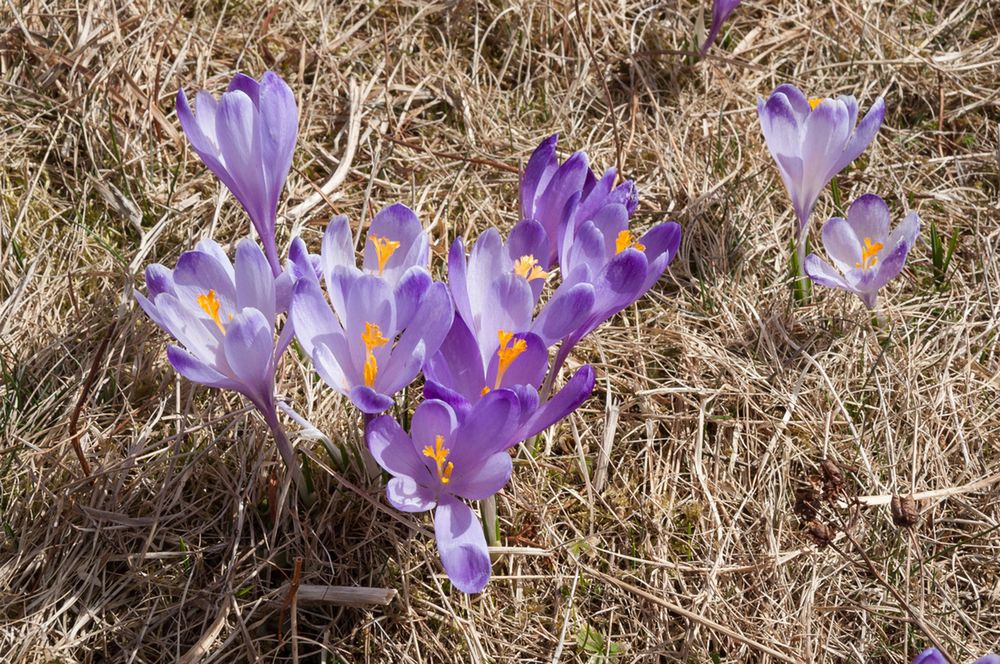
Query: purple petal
[
  {"left": 520, "top": 134, "right": 559, "bottom": 220},
  {"left": 424, "top": 316, "right": 488, "bottom": 402},
  {"left": 477, "top": 273, "right": 533, "bottom": 359},
  {"left": 484, "top": 332, "right": 548, "bottom": 390},
  {"left": 423, "top": 380, "right": 474, "bottom": 420},
  {"left": 537, "top": 151, "right": 589, "bottom": 262},
  {"left": 344, "top": 275, "right": 396, "bottom": 378},
  {"left": 235, "top": 238, "right": 276, "bottom": 324},
  {"left": 868, "top": 240, "right": 910, "bottom": 291},
  {"left": 531, "top": 282, "right": 595, "bottom": 346},
  {"left": 172, "top": 248, "right": 237, "bottom": 315},
  {"left": 911, "top": 649, "right": 947, "bottom": 664},
  {"left": 836, "top": 96, "right": 885, "bottom": 173},
  {"left": 378, "top": 281, "right": 454, "bottom": 395},
  {"left": 846, "top": 193, "right": 890, "bottom": 244},
  {"left": 222, "top": 308, "right": 275, "bottom": 401},
  {"left": 258, "top": 72, "right": 297, "bottom": 242},
  {"left": 411, "top": 399, "right": 459, "bottom": 453},
  {"left": 512, "top": 364, "right": 595, "bottom": 445},
  {"left": 166, "top": 344, "right": 240, "bottom": 392},
  {"left": 145, "top": 263, "right": 174, "bottom": 297},
  {"left": 226, "top": 73, "right": 260, "bottom": 105},
  {"left": 506, "top": 219, "right": 550, "bottom": 272},
  {"left": 365, "top": 203, "right": 428, "bottom": 284},
  {"left": 973, "top": 656, "right": 1000, "bottom": 664},
  {"left": 639, "top": 221, "right": 682, "bottom": 292},
  {"left": 135, "top": 291, "right": 167, "bottom": 329},
  {"left": 155, "top": 293, "right": 224, "bottom": 362},
  {"left": 367, "top": 414, "right": 432, "bottom": 480},
  {"left": 393, "top": 266, "right": 432, "bottom": 330},
  {"left": 433, "top": 496, "right": 491, "bottom": 594},
  {"left": 288, "top": 236, "right": 319, "bottom": 284},
  {"left": 289, "top": 279, "right": 342, "bottom": 359},
  {"left": 771, "top": 84, "right": 811, "bottom": 120},
  {"left": 887, "top": 211, "right": 920, "bottom": 250},
  {"left": 386, "top": 476, "right": 437, "bottom": 512},
  {"left": 449, "top": 451, "right": 512, "bottom": 501},
  {"left": 321, "top": 215, "right": 357, "bottom": 278},
  {"left": 804, "top": 254, "right": 850, "bottom": 290},
  {"left": 820, "top": 217, "right": 862, "bottom": 273},
  {"left": 451, "top": 389, "right": 520, "bottom": 464},
  {"left": 801, "top": 98, "right": 851, "bottom": 198},
  {"left": 349, "top": 385, "right": 394, "bottom": 414},
  {"left": 447, "top": 237, "right": 473, "bottom": 329},
  {"left": 216, "top": 90, "right": 268, "bottom": 232}
]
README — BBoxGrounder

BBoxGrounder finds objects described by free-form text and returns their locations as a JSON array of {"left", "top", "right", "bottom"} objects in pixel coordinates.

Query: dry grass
[{"left": 2, "top": 0, "right": 999, "bottom": 662}]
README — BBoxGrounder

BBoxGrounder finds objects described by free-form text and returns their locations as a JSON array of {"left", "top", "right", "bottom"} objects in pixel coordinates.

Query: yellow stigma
[
  {"left": 855, "top": 237, "right": 884, "bottom": 270},
  {"left": 808, "top": 97, "right": 824, "bottom": 110},
  {"left": 197, "top": 290, "right": 227, "bottom": 334},
  {"left": 362, "top": 322, "right": 390, "bottom": 387},
  {"left": 492, "top": 329, "right": 528, "bottom": 390},
  {"left": 513, "top": 255, "right": 548, "bottom": 281},
  {"left": 368, "top": 235, "right": 400, "bottom": 275},
  {"left": 615, "top": 229, "right": 645, "bottom": 254},
  {"left": 422, "top": 434, "right": 454, "bottom": 484}
]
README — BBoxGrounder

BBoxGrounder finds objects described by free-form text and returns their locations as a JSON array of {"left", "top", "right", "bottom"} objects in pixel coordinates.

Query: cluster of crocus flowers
[
  {"left": 804, "top": 194, "right": 920, "bottom": 309},
  {"left": 140, "top": 71, "right": 682, "bottom": 595},
  {"left": 913, "top": 648, "right": 999, "bottom": 664},
  {"left": 758, "top": 83, "right": 920, "bottom": 310}
]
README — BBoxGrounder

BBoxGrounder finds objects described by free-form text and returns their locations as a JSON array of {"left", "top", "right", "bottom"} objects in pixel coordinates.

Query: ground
[{"left": 1, "top": 0, "right": 999, "bottom": 662}]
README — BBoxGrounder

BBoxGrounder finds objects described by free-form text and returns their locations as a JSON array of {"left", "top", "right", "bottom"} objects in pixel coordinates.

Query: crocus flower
[
  {"left": 177, "top": 71, "right": 298, "bottom": 276},
  {"left": 135, "top": 237, "right": 301, "bottom": 484},
  {"left": 757, "top": 84, "right": 885, "bottom": 232},
  {"left": 912, "top": 648, "right": 1000, "bottom": 664},
  {"left": 289, "top": 205, "right": 452, "bottom": 414},
  {"left": 520, "top": 134, "right": 638, "bottom": 267},
  {"left": 366, "top": 392, "right": 523, "bottom": 593},
  {"left": 700, "top": 0, "right": 742, "bottom": 56},
  {"left": 804, "top": 194, "right": 919, "bottom": 310}
]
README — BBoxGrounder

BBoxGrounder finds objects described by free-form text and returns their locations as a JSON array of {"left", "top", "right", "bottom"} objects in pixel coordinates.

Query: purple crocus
[
  {"left": 912, "top": 648, "right": 1000, "bottom": 664},
  {"left": 177, "top": 71, "right": 298, "bottom": 276},
  {"left": 135, "top": 237, "right": 301, "bottom": 484},
  {"left": 289, "top": 205, "right": 452, "bottom": 414},
  {"left": 757, "top": 84, "right": 885, "bottom": 233},
  {"left": 700, "top": 0, "right": 742, "bottom": 56},
  {"left": 804, "top": 194, "right": 919, "bottom": 310},
  {"left": 520, "top": 135, "right": 638, "bottom": 268},
  {"left": 366, "top": 392, "right": 522, "bottom": 593}
]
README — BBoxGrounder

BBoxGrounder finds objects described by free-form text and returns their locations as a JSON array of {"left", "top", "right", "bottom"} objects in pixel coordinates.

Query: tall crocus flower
[
  {"left": 758, "top": 84, "right": 885, "bottom": 232},
  {"left": 700, "top": 0, "right": 742, "bottom": 56},
  {"left": 366, "top": 393, "right": 522, "bottom": 593},
  {"left": 135, "top": 238, "right": 302, "bottom": 485},
  {"left": 520, "top": 135, "right": 638, "bottom": 268},
  {"left": 289, "top": 204, "right": 452, "bottom": 414},
  {"left": 804, "top": 194, "right": 919, "bottom": 310},
  {"left": 912, "top": 648, "right": 1000, "bottom": 664},
  {"left": 177, "top": 72, "right": 298, "bottom": 276}
]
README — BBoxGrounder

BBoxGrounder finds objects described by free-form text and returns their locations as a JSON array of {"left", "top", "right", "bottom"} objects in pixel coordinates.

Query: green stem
[{"left": 481, "top": 495, "right": 499, "bottom": 547}]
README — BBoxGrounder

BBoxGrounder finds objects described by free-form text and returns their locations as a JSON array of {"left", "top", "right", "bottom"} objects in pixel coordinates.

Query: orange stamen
[
  {"left": 197, "top": 290, "right": 226, "bottom": 334},
  {"left": 615, "top": 229, "right": 645, "bottom": 254},
  {"left": 362, "top": 322, "right": 389, "bottom": 387},
  {"left": 493, "top": 330, "right": 528, "bottom": 390},
  {"left": 513, "top": 255, "right": 548, "bottom": 281},
  {"left": 422, "top": 434, "right": 454, "bottom": 484},
  {"left": 368, "top": 235, "right": 400, "bottom": 275},
  {"left": 854, "top": 237, "right": 884, "bottom": 270},
  {"left": 808, "top": 97, "right": 824, "bottom": 110}
]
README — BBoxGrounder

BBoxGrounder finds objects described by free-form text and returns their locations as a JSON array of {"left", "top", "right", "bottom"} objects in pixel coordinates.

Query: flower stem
[
  {"left": 264, "top": 409, "right": 313, "bottom": 504},
  {"left": 792, "top": 223, "right": 812, "bottom": 305},
  {"left": 359, "top": 411, "right": 381, "bottom": 479},
  {"left": 481, "top": 495, "right": 499, "bottom": 547}
]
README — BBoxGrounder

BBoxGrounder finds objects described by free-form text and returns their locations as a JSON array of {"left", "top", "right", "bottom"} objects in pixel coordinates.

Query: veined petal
[
  {"left": 836, "top": 96, "right": 885, "bottom": 173},
  {"left": 424, "top": 316, "right": 488, "bottom": 402},
  {"left": 289, "top": 279, "right": 342, "bottom": 359},
  {"left": 258, "top": 71, "right": 297, "bottom": 232},
  {"left": 365, "top": 203, "right": 427, "bottom": 284},
  {"left": 344, "top": 275, "right": 396, "bottom": 377},
  {"left": 868, "top": 240, "right": 910, "bottom": 291},
  {"left": 411, "top": 399, "right": 459, "bottom": 455},
  {"left": 531, "top": 282, "right": 595, "bottom": 346},
  {"left": 223, "top": 308, "right": 275, "bottom": 401},
  {"left": 477, "top": 273, "right": 533, "bottom": 360},
  {"left": 846, "top": 193, "right": 890, "bottom": 244},
  {"left": 520, "top": 134, "right": 559, "bottom": 220},
  {"left": 226, "top": 73, "right": 260, "bottom": 105},
  {"left": 393, "top": 266, "right": 432, "bottom": 330},
  {"left": 145, "top": 263, "right": 175, "bottom": 297},
  {"left": 321, "top": 215, "right": 357, "bottom": 279}
]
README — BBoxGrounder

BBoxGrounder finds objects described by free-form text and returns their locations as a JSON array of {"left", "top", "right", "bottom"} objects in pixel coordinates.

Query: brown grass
[{"left": 2, "top": 0, "right": 999, "bottom": 662}]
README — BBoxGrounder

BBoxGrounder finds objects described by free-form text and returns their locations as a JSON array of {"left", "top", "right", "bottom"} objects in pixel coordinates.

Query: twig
[{"left": 67, "top": 320, "right": 117, "bottom": 477}]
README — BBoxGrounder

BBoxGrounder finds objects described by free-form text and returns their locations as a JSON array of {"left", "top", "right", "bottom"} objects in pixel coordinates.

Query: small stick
[{"left": 67, "top": 320, "right": 117, "bottom": 477}]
